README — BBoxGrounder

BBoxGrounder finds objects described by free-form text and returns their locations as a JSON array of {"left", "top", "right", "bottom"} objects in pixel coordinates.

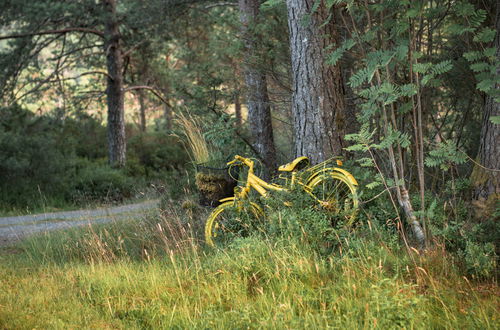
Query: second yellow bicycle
[{"left": 204, "top": 155, "right": 359, "bottom": 247}]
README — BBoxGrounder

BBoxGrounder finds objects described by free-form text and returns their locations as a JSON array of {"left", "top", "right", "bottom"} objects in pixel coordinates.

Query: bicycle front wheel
[
  {"left": 205, "top": 200, "right": 263, "bottom": 247},
  {"left": 306, "top": 172, "right": 359, "bottom": 226}
]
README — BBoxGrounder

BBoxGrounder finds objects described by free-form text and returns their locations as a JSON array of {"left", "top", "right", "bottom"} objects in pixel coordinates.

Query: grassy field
[{"left": 0, "top": 200, "right": 498, "bottom": 329}]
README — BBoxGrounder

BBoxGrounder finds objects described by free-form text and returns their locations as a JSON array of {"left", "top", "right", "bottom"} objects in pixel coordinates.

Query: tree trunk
[
  {"left": 238, "top": 0, "right": 277, "bottom": 176},
  {"left": 103, "top": 0, "right": 126, "bottom": 167},
  {"left": 285, "top": 0, "right": 346, "bottom": 164},
  {"left": 471, "top": 4, "right": 500, "bottom": 217},
  {"left": 137, "top": 89, "right": 147, "bottom": 132}
]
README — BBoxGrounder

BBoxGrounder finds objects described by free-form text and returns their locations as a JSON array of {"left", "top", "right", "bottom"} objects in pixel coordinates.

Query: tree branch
[
  {"left": 124, "top": 85, "right": 170, "bottom": 106},
  {"left": 0, "top": 27, "right": 104, "bottom": 40},
  {"left": 123, "top": 40, "right": 147, "bottom": 58}
]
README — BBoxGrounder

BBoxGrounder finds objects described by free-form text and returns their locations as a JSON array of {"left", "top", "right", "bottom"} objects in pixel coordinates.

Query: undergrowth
[{"left": 0, "top": 191, "right": 498, "bottom": 328}]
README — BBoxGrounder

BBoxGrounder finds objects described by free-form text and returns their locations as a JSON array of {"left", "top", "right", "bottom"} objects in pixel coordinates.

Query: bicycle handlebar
[{"left": 227, "top": 155, "right": 254, "bottom": 168}]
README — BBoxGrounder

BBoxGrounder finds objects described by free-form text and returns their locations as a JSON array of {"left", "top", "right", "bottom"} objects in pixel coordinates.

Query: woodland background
[{"left": 0, "top": 0, "right": 498, "bottom": 327}]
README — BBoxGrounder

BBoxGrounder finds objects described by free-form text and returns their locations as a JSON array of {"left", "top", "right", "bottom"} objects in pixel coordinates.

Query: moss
[
  {"left": 195, "top": 172, "right": 236, "bottom": 205},
  {"left": 470, "top": 162, "right": 489, "bottom": 187},
  {"left": 472, "top": 193, "right": 500, "bottom": 220}
]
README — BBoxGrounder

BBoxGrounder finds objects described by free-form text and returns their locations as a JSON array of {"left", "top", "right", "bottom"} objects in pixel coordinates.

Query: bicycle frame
[
  {"left": 205, "top": 155, "right": 360, "bottom": 247},
  {"left": 226, "top": 155, "right": 358, "bottom": 201},
  {"left": 227, "top": 155, "right": 285, "bottom": 200}
]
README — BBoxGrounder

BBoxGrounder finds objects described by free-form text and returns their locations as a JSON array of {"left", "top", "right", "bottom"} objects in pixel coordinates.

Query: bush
[
  {"left": 0, "top": 106, "right": 191, "bottom": 211},
  {"left": 70, "top": 162, "right": 135, "bottom": 204},
  {"left": 128, "top": 131, "right": 189, "bottom": 174},
  {"left": 461, "top": 241, "right": 497, "bottom": 279},
  {"left": 0, "top": 106, "right": 75, "bottom": 209},
  {"left": 60, "top": 113, "right": 107, "bottom": 160}
]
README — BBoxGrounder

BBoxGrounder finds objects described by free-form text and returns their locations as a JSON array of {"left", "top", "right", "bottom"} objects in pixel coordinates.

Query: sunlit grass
[{"left": 0, "top": 200, "right": 498, "bottom": 328}]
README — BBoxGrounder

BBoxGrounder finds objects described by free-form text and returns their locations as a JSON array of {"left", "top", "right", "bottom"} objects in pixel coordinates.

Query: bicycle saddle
[{"left": 278, "top": 156, "right": 310, "bottom": 172}]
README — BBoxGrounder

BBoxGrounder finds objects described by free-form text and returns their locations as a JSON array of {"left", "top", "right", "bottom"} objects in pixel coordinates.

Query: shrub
[
  {"left": 127, "top": 131, "right": 189, "bottom": 174},
  {"left": 70, "top": 162, "right": 135, "bottom": 204},
  {"left": 0, "top": 106, "right": 74, "bottom": 209},
  {"left": 460, "top": 241, "right": 497, "bottom": 279}
]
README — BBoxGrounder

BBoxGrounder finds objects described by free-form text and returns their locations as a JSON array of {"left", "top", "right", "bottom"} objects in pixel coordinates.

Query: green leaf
[
  {"left": 473, "top": 28, "right": 496, "bottom": 43},
  {"left": 311, "top": 0, "right": 321, "bottom": 14},
  {"left": 464, "top": 51, "right": 483, "bottom": 62},
  {"left": 447, "top": 23, "right": 475, "bottom": 35},
  {"left": 431, "top": 60, "right": 453, "bottom": 75},
  {"left": 394, "top": 43, "right": 409, "bottom": 61},
  {"left": 421, "top": 73, "right": 434, "bottom": 86},
  {"left": 326, "top": 39, "right": 356, "bottom": 66},
  {"left": 406, "top": 8, "right": 420, "bottom": 18},
  {"left": 399, "top": 84, "right": 418, "bottom": 97},
  {"left": 366, "top": 181, "right": 382, "bottom": 189},
  {"left": 470, "top": 62, "right": 491, "bottom": 72},
  {"left": 414, "top": 63, "right": 432, "bottom": 74},
  {"left": 398, "top": 102, "right": 413, "bottom": 114},
  {"left": 484, "top": 47, "right": 496, "bottom": 58},
  {"left": 425, "top": 141, "right": 467, "bottom": 169},
  {"left": 477, "top": 79, "right": 495, "bottom": 92},
  {"left": 357, "top": 157, "right": 374, "bottom": 167}
]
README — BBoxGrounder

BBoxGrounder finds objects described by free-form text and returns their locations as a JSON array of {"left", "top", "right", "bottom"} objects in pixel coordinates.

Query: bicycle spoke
[
  {"left": 307, "top": 172, "right": 358, "bottom": 224},
  {"left": 205, "top": 201, "right": 262, "bottom": 247}
]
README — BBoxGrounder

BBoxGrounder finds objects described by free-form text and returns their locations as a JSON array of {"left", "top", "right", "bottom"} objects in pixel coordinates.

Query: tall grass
[
  {"left": 0, "top": 197, "right": 498, "bottom": 328},
  {"left": 175, "top": 112, "right": 210, "bottom": 164}
]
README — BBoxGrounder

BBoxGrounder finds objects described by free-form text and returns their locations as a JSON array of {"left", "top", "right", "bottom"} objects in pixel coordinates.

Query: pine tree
[{"left": 285, "top": 0, "right": 346, "bottom": 164}]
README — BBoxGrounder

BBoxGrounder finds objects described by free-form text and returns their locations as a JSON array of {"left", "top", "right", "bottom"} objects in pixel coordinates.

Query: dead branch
[{"left": 0, "top": 27, "right": 105, "bottom": 40}]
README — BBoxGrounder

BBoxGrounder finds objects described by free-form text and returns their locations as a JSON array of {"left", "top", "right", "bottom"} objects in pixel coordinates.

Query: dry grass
[
  {"left": 0, "top": 198, "right": 498, "bottom": 328},
  {"left": 175, "top": 112, "right": 210, "bottom": 164}
]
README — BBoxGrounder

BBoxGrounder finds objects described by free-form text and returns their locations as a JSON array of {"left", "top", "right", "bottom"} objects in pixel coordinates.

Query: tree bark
[
  {"left": 285, "top": 0, "right": 346, "bottom": 164},
  {"left": 238, "top": 0, "right": 277, "bottom": 176},
  {"left": 471, "top": 4, "right": 500, "bottom": 217},
  {"left": 103, "top": 0, "right": 126, "bottom": 167},
  {"left": 137, "top": 89, "right": 147, "bottom": 132}
]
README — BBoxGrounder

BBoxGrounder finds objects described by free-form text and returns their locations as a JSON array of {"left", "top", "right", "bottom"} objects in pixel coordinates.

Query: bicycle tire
[
  {"left": 205, "top": 200, "right": 263, "bottom": 247},
  {"left": 306, "top": 171, "right": 359, "bottom": 226}
]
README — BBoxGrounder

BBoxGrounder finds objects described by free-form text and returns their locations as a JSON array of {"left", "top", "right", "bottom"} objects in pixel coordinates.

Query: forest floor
[
  {"left": 0, "top": 196, "right": 498, "bottom": 328},
  {"left": 0, "top": 199, "right": 159, "bottom": 247}
]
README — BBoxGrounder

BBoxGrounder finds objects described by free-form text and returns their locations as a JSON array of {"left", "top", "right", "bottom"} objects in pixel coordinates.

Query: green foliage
[
  {"left": 128, "top": 132, "right": 189, "bottom": 173},
  {"left": 461, "top": 5, "right": 499, "bottom": 99},
  {"left": 160, "top": 169, "right": 196, "bottom": 201},
  {"left": 70, "top": 161, "right": 135, "bottom": 204},
  {"left": 461, "top": 241, "right": 497, "bottom": 279},
  {"left": 262, "top": 189, "right": 344, "bottom": 255},
  {"left": 1, "top": 196, "right": 497, "bottom": 328},
  {"left": 0, "top": 106, "right": 73, "bottom": 209},
  {"left": 326, "top": 38, "right": 356, "bottom": 66},
  {"left": 425, "top": 141, "right": 467, "bottom": 170},
  {"left": 203, "top": 113, "right": 247, "bottom": 165},
  {"left": 0, "top": 106, "right": 188, "bottom": 211},
  {"left": 424, "top": 198, "right": 498, "bottom": 279}
]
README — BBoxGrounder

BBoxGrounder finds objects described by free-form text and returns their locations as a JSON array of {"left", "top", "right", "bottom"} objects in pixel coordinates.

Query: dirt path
[{"left": 0, "top": 200, "right": 159, "bottom": 246}]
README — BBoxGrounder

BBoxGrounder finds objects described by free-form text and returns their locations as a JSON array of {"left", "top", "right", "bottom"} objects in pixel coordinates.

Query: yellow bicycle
[{"left": 204, "top": 155, "right": 359, "bottom": 247}]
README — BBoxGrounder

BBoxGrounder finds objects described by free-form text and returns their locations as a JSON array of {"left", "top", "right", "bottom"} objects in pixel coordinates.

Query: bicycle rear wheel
[
  {"left": 205, "top": 200, "right": 263, "bottom": 247},
  {"left": 306, "top": 172, "right": 359, "bottom": 226}
]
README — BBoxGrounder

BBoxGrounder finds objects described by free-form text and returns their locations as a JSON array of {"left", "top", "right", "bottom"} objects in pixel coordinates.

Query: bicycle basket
[{"left": 195, "top": 163, "right": 240, "bottom": 207}]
